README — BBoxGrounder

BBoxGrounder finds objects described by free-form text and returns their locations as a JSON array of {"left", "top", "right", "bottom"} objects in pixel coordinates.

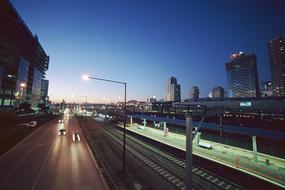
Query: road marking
[
  {"left": 0, "top": 126, "right": 52, "bottom": 185},
  {"left": 31, "top": 136, "right": 55, "bottom": 190},
  {"left": 37, "top": 143, "right": 45, "bottom": 147},
  {"left": 21, "top": 142, "right": 32, "bottom": 147}
]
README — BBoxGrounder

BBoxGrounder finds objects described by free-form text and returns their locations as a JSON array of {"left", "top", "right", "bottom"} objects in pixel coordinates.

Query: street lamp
[
  {"left": 72, "top": 94, "right": 87, "bottom": 127},
  {"left": 19, "top": 82, "right": 26, "bottom": 100},
  {"left": 82, "top": 74, "right": 127, "bottom": 172},
  {"left": 20, "top": 82, "right": 26, "bottom": 88}
]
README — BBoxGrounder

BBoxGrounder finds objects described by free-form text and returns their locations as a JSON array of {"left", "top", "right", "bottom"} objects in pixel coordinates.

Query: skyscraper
[
  {"left": 166, "top": 77, "right": 181, "bottom": 102},
  {"left": 212, "top": 86, "right": 225, "bottom": 98},
  {"left": 225, "top": 52, "right": 259, "bottom": 98},
  {"left": 190, "top": 86, "right": 199, "bottom": 99},
  {"left": 268, "top": 36, "right": 285, "bottom": 96},
  {"left": 0, "top": 1, "right": 49, "bottom": 107}
]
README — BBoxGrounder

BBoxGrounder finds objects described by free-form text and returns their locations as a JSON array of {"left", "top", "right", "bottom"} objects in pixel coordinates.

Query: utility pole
[{"left": 186, "top": 114, "right": 193, "bottom": 190}]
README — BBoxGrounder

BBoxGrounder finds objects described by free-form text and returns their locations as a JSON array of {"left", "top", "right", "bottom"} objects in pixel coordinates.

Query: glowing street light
[
  {"left": 18, "top": 82, "right": 27, "bottom": 99},
  {"left": 82, "top": 74, "right": 127, "bottom": 172},
  {"left": 82, "top": 74, "right": 90, "bottom": 81},
  {"left": 20, "top": 82, "right": 26, "bottom": 87}
]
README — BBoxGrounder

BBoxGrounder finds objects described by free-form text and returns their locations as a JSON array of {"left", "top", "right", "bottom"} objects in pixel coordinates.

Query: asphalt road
[{"left": 0, "top": 115, "right": 107, "bottom": 190}]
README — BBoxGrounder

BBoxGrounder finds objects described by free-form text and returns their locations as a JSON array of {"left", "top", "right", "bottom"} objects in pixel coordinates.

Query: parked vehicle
[{"left": 19, "top": 121, "right": 37, "bottom": 128}]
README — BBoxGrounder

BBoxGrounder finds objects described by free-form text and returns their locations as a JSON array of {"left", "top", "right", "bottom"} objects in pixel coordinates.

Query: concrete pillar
[
  {"left": 219, "top": 115, "right": 223, "bottom": 137},
  {"left": 130, "top": 116, "right": 133, "bottom": 127},
  {"left": 163, "top": 122, "right": 166, "bottom": 130},
  {"left": 195, "top": 132, "right": 201, "bottom": 145},
  {"left": 252, "top": 136, "right": 258, "bottom": 162},
  {"left": 143, "top": 119, "right": 146, "bottom": 128},
  {"left": 186, "top": 115, "right": 193, "bottom": 190}
]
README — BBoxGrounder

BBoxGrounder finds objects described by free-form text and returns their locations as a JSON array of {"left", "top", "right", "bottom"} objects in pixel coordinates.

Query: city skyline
[{"left": 11, "top": 0, "right": 285, "bottom": 102}]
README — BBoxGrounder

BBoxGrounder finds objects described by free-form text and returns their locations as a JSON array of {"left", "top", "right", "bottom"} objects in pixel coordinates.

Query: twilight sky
[{"left": 11, "top": 0, "right": 285, "bottom": 103}]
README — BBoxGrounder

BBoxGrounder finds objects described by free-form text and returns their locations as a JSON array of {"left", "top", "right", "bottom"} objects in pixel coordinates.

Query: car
[
  {"left": 58, "top": 119, "right": 64, "bottom": 123},
  {"left": 58, "top": 128, "right": 66, "bottom": 136},
  {"left": 29, "top": 121, "right": 37, "bottom": 127},
  {"left": 72, "top": 131, "right": 80, "bottom": 142},
  {"left": 19, "top": 121, "right": 37, "bottom": 128}
]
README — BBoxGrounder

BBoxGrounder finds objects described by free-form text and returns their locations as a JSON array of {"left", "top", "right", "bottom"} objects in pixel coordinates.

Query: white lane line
[
  {"left": 21, "top": 142, "right": 32, "bottom": 147},
  {"left": 0, "top": 126, "right": 52, "bottom": 186},
  {"left": 0, "top": 122, "right": 45, "bottom": 162},
  {"left": 31, "top": 132, "right": 56, "bottom": 190},
  {"left": 37, "top": 143, "right": 45, "bottom": 147}
]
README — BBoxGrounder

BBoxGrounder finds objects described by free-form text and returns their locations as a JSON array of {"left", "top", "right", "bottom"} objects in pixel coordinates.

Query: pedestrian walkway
[{"left": 124, "top": 123, "right": 285, "bottom": 188}]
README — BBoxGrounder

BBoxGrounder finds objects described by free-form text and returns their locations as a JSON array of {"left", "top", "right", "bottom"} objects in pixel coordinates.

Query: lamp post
[
  {"left": 19, "top": 82, "right": 26, "bottom": 99},
  {"left": 82, "top": 74, "right": 127, "bottom": 172},
  {"left": 72, "top": 95, "right": 87, "bottom": 126}
]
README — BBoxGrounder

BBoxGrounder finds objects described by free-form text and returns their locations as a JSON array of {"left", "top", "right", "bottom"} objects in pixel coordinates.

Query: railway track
[{"left": 91, "top": 120, "right": 242, "bottom": 190}]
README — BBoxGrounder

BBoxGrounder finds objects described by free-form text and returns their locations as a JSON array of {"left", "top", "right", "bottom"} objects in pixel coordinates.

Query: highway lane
[{"left": 0, "top": 115, "right": 107, "bottom": 190}]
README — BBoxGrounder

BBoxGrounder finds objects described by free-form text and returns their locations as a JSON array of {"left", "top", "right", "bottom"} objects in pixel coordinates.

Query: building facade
[
  {"left": 212, "top": 86, "right": 225, "bottom": 98},
  {"left": 268, "top": 36, "right": 285, "bottom": 96},
  {"left": 225, "top": 52, "right": 259, "bottom": 98},
  {"left": 41, "top": 79, "right": 49, "bottom": 104},
  {"left": 166, "top": 77, "right": 181, "bottom": 102},
  {"left": 190, "top": 86, "right": 199, "bottom": 99},
  {"left": 0, "top": 0, "right": 49, "bottom": 107},
  {"left": 147, "top": 97, "right": 156, "bottom": 103}
]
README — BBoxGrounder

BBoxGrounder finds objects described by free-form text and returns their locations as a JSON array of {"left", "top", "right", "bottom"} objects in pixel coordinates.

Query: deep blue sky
[{"left": 11, "top": 0, "right": 285, "bottom": 103}]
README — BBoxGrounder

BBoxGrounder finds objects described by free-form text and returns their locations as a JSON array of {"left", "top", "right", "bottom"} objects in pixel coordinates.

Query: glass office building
[
  {"left": 166, "top": 77, "right": 181, "bottom": 102},
  {"left": 268, "top": 36, "right": 285, "bottom": 96},
  {"left": 15, "top": 57, "right": 29, "bottom": 101},
  {"left": 0, "top": 1, "right": 49, "bottom": 107},
  {"left": 31, "top": 68, "right": 43, "bottom": 103},
  {"left": 226, "top": 52, "right": 259, "bottom": 98}
]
